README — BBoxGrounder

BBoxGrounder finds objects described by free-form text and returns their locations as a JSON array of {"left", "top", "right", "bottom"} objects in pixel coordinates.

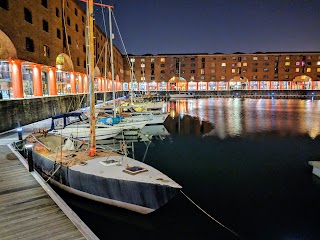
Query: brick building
[
  {"left": 123, "top": 52, "right": 320, "bottom": 91},
  {"left": 0, "top": 0, "right": 124, "bottom": 98}
]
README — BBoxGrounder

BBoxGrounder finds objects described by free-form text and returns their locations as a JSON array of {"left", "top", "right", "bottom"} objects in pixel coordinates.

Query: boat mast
[
  {"left": 88, "top": 0, "right": 96, "bottom": 156},
  {"left": 103, "top": 41, "right": 107, "bottom": 105},
  {"left": 109, "top": 7, "right": 116, "bottom": 118}
]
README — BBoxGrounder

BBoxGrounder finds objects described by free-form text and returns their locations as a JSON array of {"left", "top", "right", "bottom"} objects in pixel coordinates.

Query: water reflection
[{"left": 167, "top": 98, "right": 320, "bottom": 139}]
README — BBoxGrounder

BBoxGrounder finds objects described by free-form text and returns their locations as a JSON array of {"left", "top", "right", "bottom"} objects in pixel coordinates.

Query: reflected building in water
[{"left": 167, "top": 98, "right": 320, "bottom": 139}]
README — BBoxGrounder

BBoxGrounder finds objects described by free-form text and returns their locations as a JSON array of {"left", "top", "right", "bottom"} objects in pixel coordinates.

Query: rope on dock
[{"left": 180, "top": 190, "right": 240, "bottom": 238}]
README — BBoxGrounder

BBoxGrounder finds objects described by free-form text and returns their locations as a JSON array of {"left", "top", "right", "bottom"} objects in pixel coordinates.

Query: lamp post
[
  {"left": 16, "top": 127, "right": 23, "bottom": 140},
  {"left": 25, "top": 143, "right": 34, "bottom": 172}
]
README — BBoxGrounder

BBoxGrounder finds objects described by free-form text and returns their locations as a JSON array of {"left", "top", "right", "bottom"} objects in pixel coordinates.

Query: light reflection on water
[
  {"left": 56, "top": 98, "right": 320, "bottom": 240},
  {"left": 167, "top": 98, "right": 320, "bottom": 139}
]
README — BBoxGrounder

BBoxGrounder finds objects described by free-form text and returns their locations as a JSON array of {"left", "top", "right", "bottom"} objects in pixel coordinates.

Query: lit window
[
  {"left": 221, "top": 76, "right": 225, "bottom": 80},
  {"left": 160, "top": 58, "right": 165, "bottom": 62},
  {"left": 141, "top": 58, "right": 145, "bottom": 62},
  {"left": 201, "top": 69, "right": 205, "bottom": 74},
  {"left": 317, "top": 68, "right": 320, "bottom": 72},
  {"left": 253, "top": 57, "right": 258, "bottom": 60},
  {"left": 151, "top": 58, "right": 154, "bottom": 62},
  {"left": 237, "top": 62, "right": 241, "bottom": 67},
  {"left": 307, "top": 68, "right": 311, "bottom": 72},
  {"left": 296, "top": 62, "right": 300, "bottom": 66},
  {"left": 130, "top": 58, "right": 135, "bottom": 62},
  {"left": 43, "top": 45, "right": 50, "bottom": 57},
  {"left": 243, "top": 62, "right": 247, "bottom": 66},
  {"left": 285, "top": 62, "right": 290, "bottom": 66},
  {"left": 221, "top": 63, "right": 226, "bottom": 67},
  {"left": 295, "top": 68, "right": 299, "bottom": 72},
  {"left": 232, "top": 69, "right": 236, "bottom": 73},
  {"left": 302, "top": 75, "right": 306, "bottom": 80},
  {"left": 285, "top": 56, "right": 290, "bottom": 60},
  {"left": 317, "top": 61, "right": 320, "bottom": 65},
  {"left": 141, "top": 77, "right": 145, "bottom": 81}
]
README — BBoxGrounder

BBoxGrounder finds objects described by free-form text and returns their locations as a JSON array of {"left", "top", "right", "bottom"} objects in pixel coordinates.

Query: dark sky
[{"left": 80, "top": 0, "right": 320, "bottom": 55}]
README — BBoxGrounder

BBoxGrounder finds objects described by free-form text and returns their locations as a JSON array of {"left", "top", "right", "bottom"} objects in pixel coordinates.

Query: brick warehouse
[{"left": 1, "top": 0, "right": 320, "bottom": 98}]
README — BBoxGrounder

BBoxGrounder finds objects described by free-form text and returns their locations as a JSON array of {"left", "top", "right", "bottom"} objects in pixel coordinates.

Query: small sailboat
[{"left": 21, "top": 1, "right": 182, "bottom": 214}]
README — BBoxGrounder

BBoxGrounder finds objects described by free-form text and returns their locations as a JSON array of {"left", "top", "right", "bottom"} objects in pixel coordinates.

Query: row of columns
[
  {"left": 9, "top": 60, "right": 121, "bottom": 98},
  {"left": 125, "top": 81, "right": 317, "bottom": 91}
]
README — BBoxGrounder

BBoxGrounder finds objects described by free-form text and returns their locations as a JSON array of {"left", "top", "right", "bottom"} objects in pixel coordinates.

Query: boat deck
[{"left": 0, "top": 145, "right": 93, "bottom": 240}]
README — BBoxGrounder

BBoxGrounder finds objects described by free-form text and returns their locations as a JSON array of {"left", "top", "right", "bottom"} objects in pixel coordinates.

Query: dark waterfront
[{"left": 53, "top": 98, "right": 320, "bottom": 240}]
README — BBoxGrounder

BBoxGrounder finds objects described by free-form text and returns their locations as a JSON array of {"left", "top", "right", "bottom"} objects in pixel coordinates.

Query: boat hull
[{"left": 32, "top": 150, "right": 180, "bottom": 214}]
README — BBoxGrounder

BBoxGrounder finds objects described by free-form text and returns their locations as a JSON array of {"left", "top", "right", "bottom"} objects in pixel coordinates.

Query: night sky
[{"left": 79, "top": 0, "right": 320, "bottom": 55}]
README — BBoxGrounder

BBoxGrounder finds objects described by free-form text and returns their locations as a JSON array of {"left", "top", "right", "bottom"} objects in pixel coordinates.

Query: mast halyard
[{"left": 88, "top": 0, "right": 96, "bottom": 156}]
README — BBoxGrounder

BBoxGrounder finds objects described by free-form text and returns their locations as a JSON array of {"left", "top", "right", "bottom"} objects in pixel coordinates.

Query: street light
[
  {"left": 25, "top": 143, "right": 34, "bottom": 172},
  {"left": 16, "top": 127, "right": 23, "bottom": 140}
]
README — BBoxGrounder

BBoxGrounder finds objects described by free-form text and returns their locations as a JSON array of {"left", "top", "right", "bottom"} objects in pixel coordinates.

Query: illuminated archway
[
  {"left": 56, "top": 53, "right": 74, "bottom": 71},
  {"left": 169, "top": 76, "right": 186, "bottom": 90},
  {"left": 229, "top": 76, "right": 249, "bottom": 90},
  {"left": 0, "top": 30, "right": 17, "bottom": 59},
  {"left": 292, "top": 75, "right": 312, "bottom": 90}
]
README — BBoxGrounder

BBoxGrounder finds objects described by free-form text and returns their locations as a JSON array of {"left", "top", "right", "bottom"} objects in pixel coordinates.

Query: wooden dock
[{"left": 0, "top": 145, "right": 98, "bottom": 240}]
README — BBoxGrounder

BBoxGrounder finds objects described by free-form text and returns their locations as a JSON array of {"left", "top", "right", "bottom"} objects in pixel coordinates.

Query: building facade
[
  {"left": 0, "top": 0, "right": 124, "bottom": 99},
  {"left": 1, "top": 0, "right": 320, "bottom": 99},
  {"left": 123, "top": 53, "right": 320, "bottom": 91}
]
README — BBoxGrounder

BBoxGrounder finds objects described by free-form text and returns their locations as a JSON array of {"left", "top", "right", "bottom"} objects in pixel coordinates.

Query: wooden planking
[{"left": 0, "top": 145, "right": 86, "bottom": 240}]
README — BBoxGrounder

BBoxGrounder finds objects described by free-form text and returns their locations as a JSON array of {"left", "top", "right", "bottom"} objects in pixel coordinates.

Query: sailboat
[{"left": 20, "top": 1, "right": 182, "bottom": 214}]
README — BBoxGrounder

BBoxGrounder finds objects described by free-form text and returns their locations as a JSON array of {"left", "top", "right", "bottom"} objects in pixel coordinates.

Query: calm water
[{"left": 53, "top": 98, "right": 320, "bottom": 240}]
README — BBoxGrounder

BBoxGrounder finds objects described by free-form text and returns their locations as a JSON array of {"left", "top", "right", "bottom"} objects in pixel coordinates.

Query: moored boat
[{"left": 24, "top": 132, "right": 181, "bottom": 214}]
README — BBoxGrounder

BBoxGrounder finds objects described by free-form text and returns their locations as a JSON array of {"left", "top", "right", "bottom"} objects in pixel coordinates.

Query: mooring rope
[{"left": 180, "top": 190, "right": 240, "bottom": 238}]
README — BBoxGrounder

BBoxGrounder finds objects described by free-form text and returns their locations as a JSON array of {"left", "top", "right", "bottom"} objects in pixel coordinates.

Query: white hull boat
[{"left": 21, "top": 133, "right": 181, "bottom": 214}]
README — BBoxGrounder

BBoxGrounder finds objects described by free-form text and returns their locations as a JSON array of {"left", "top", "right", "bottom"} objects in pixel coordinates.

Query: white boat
[
  {"left": 309, "top": 161, "right": 320, "bottom": 178},
  {"left": 48, "top": 112, "right": 123, "bottom": 141},
  {"left": 170, "top": 92, "right": 195, "bottom": 99},
  {"left": 119, "top": 109, "right": 169, "bottom": 125},
  {"left": 23, "top": 133, "right": 181, "bottom": 214},
  {"left": 21, "top": 1, "right": 182, "bottom": 214},
  {"left": 140, "top": 124, "right": 170, "bottom": 137},
  {"left": 129, "top": 111, "right": 169, "bottom": 125}
]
